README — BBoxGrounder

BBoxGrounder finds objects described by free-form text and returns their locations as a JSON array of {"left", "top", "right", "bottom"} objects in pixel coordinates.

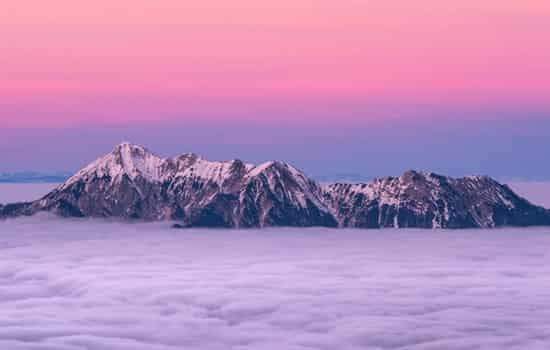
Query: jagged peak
[
  {"left": 462, "top": 174, "right": 493, "bottom": 182},
  {"left": 4, "top": 142, "right": 550, "bottom": 228},
  {"left": 137, "top": 152, "right": 250, "bottom": 188},
  {"left": 246, "top": 161, "right": 319, "bottom": 193},
  {"left": 175, "top": 152, "right": 202, "bottom": 163},
  {"left": 246, "top": 160, "right": 307, "bottom": 178},
  {"left": 174, "top": 152, "right": 251, "bottom": 167},
  {"left": 114, "top": 141, "right": 143, "bottom": 150},
  {"left": 243, "top": 160, "right": 329, "bottom": 213},
  {"left": 398, "top": 171, "right": 497, "bottom": 184},
  {"left": 247, "top": 161, "right": 277, "bottom": 177},
  {"left": 112, "top": 142, "right": 160, "bottom": 163},
  {"left": 61, "top": 142, "right": 266, "bottom": 189},
  {"left": 327, "top": 172, "right": 505, "bottom": 193},
  {"left": 399, "top": 169, "right": 443, "bottom": 180},
  {"left": 401, "top": 169, "right": 423, "bottom": 177},
  {"left": 111, "top": 142, "right": 156, "bottom": 158},
  {"left": 60, "top": 142, "right": 165, "bottom": 188}
]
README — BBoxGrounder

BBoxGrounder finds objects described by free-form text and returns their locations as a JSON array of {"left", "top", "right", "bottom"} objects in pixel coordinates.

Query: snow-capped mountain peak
[
  {"left": 3, "top": 144, "right": 549, "bottom": 229},
  {"left": 171, "top": 155, "right": 254, "bottom": 187},
  {"left": 324, "top": 170, "right": 550, "bottom": 228},
  {"left": 244, "top": 160, "right": 331, "bottom": 215},
  {"left": 61, "top": 142, "right": 165, "bottom": 189}
]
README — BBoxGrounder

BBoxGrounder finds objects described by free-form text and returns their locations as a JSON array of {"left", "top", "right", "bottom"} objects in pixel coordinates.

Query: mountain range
[{"left": 1, "top": 142, "right": 549, "bottom": 228}]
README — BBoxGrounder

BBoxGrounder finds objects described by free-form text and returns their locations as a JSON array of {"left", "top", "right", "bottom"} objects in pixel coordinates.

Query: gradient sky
[{"left": 1, "top": 0, "right": 549, "bottom": 179}]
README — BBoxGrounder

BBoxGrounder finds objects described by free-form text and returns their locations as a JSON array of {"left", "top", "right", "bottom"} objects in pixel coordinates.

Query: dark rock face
[
  {"left": 0, "top": 202, "right": 34, "bottom": 218},
  {"left": 2, "top": 144, "right": 549, "bottom": 229},
  {"left": 168, "top": 161, "right": 337, "bottom": 228},
  {"left": 38, "top": 175, "right": 166, "bottom": 219},
  {"left": 2, "top": 144, "right": 337, "bottom": 228},
  {"left": 236, "top": 162, "right": 337, "bottom": 228},
  {"left": 324, "top": 170, "right": 550, "bottom": 228}
]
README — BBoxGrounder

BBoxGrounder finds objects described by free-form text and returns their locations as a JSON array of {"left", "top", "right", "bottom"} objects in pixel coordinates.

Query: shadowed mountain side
[{"left": 2, "top": 143, "right": 549, "bottom": 229}]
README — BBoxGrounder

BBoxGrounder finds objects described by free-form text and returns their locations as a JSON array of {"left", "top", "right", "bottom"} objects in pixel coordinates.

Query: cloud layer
[{"left": 1, "top": 214, "right": 550, "bottom": 349}]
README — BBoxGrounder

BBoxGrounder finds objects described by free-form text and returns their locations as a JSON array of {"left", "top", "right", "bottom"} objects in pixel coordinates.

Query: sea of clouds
[{"left": 1, "top": 184, "right": 550, "bottom": 349}]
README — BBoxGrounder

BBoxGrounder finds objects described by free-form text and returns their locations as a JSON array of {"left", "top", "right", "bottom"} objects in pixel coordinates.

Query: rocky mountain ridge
[
  {"left": 324, "top": 171, "right": 550, "bottom": 228},
  {"left": 2, "top": 143, "right": 549, "bottom": 229}
]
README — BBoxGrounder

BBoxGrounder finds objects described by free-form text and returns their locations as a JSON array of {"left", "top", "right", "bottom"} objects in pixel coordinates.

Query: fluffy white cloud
[{"left": 1, "top": 214, "right": 550, "bottom": 349}]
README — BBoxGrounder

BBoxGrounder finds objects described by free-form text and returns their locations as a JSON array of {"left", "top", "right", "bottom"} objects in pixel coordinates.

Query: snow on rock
[
  {"left": 61, "top": 142, "right": 166, "bottom": 188},
  {"left": 324, "top": 170, "right": 550, "bottom": 228},
  {"left": 171, "top": 153, "right": 254, "bottom": 187},
  {"left": 2, "top": 144, "right": 550, "bottom": 229}
]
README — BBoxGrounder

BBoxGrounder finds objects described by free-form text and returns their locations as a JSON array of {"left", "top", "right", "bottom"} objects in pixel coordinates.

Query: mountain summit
[
  {"left": 2, "top": 143, "right": 549, "bottom": 228},
  {"left": 324, "top": 170, "right": 550, "bottom": 228}
]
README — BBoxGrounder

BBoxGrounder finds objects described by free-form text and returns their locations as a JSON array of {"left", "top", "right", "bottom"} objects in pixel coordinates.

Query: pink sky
[{"left": 2, "top": 0, "right": 550, "bottom": 127}]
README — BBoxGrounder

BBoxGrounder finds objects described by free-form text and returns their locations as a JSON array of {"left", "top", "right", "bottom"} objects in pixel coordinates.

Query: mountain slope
[
  {"left": 35, "top": 143, "right": 169, "bottom": 220},
  {"left": 236, "top": 161, "right": 337, "bottom": 227},
  {"left": 2, "top": 143, "right": 337, "bottom": 227},
  {"left": 2, "top": 143, "right": 549, "bottom": 229},
  {"left": 324, "top": 170, "right": 550, "bottom": 228}
]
